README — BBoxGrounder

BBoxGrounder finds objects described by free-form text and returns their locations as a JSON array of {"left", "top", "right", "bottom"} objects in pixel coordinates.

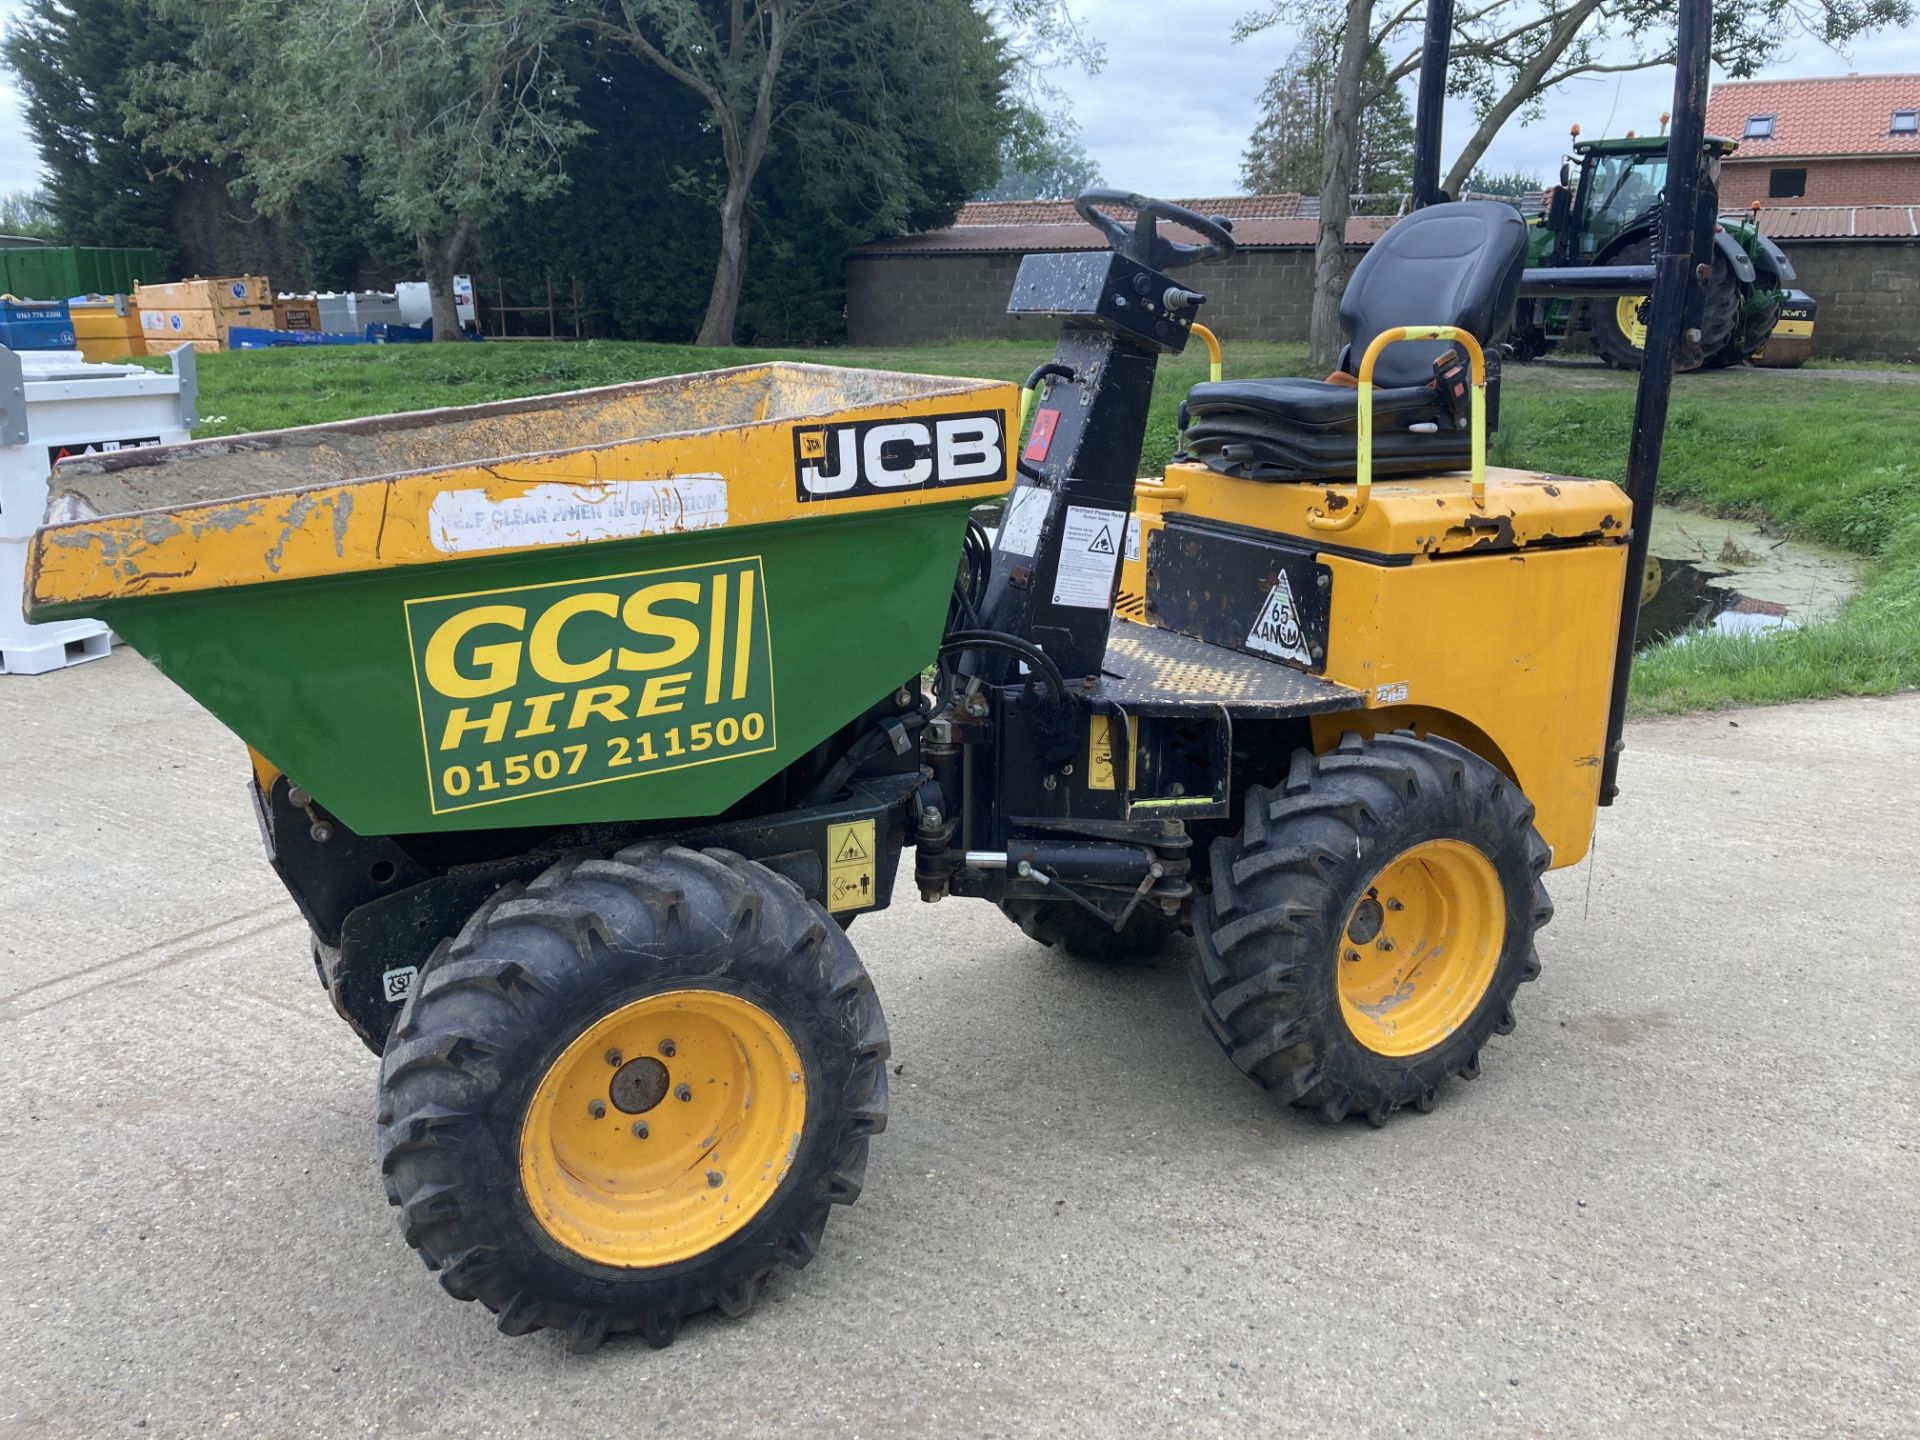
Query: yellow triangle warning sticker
[{"left": 825, "top": 818, "right": 877, "bottom": 913}]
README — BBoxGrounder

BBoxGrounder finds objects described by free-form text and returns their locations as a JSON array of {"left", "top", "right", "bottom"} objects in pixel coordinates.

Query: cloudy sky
[{"left": 2, "top": 0, "right": 1918, "bottom": 202}]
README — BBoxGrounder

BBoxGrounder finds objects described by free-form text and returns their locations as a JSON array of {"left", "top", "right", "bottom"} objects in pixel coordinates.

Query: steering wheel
[{"left": 1073, "top": 189, "right": 1238, "bottom": 270}]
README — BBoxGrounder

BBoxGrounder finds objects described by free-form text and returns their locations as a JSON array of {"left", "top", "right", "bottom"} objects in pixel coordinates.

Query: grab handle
[{"left": 1309, "top": 325, "right": 1486, "bottom": 532}]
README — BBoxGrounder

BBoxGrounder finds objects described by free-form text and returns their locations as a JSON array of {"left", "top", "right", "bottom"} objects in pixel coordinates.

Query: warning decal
[
  {"left": 826, "top": 818, "right": 877, "bottom": 913},
  {"left": 1245, "top": 572, "right": 1313, "bottom": 666},
  {"left": 1087, "top": 715, "right": 1116, "bottom": 791},
  {"left": 1052, "top": 504, "right": 1125, "bottom": 609}
]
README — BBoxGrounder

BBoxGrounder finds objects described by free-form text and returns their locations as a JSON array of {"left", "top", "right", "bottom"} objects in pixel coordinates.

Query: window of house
[
  {"left": 1893, "top": 109, "right": 1919, "bottom": 135},
  {"left": 1768, "top": 167, "right": 1807, "bottom": 199},
  {"left": 1744, "top": 115, "right": 1775, "bottom": 139}
]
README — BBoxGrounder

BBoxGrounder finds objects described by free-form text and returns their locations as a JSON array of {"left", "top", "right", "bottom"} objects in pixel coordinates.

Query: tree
[
  {"left": 0, "top": 188, "right": 60, "bottom": 241},
  {"left": 1437, "top": 0, "right": 1912, "bottom": 196},
  {"left": 1463, "top": 167, "right": 1544, "bottom": 198},
  {"left": 588, "top": 0, "right": 1094, "bottom": 347},
  {"left": 3, "top": 0, "right": 195, "bottom": 261},
  {"left": 135, "top": 0, "right": 586, "bottom": 338},
  {"left": 977, "top": 109, "right": 1102, "bottom": 200},
  {"left": 1242, "top": 34, "right": 1412, "bottom": 200},
  {"left": 480, "top": 0, "right": 1009, "bottom": 345}
]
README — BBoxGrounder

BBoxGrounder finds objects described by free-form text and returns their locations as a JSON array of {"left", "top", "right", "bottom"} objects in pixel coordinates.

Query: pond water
[{"left": 1637, "top": 507, "right": 1867, "bottom": 649}]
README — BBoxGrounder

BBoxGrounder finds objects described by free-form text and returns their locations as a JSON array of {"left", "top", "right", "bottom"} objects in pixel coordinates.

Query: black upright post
[
  {"left": 1409, "top": 0, "right": 1456, "bottom": 208},
  {"left": 1598, "top": 0, "right": 1713, "bottom": 804}
]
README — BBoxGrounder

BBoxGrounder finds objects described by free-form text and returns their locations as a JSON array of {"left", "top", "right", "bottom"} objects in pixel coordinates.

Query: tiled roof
[
  {"left": 953, "top": 195, "right": 1302, "bottom": 226},
  {"left": 1750, "top": 204, "right": 1920, "bottom": 238},
  {"left": 1707, "top": 73, "right": 1920, "bottom": 158}
]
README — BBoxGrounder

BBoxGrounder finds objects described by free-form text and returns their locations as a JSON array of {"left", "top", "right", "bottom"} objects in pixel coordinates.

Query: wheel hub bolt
[
  {"left": 659, "top": 1039, "right": 677, "bottom": 1058},
  {"left": 632, "top": 1121, "right": 649, "bottom": 1139},
  {"left": 1345, "top": 949, "right": 1361, "bottom": 963},
  {"left": 675, "top": 1084, "right": 693, "bottom": 1102},
  {"left": 588, "top": 1099, "right": 607, "bottom": 1119},
  {"left": 605, "top": 1048, "right": 623, "bottom": 1067},
  {"left": 1376, "top": 938, "right": 1396, "bottom": 953},
  {"left": 1386, "top": 898, "right": 1404, "bottom": 911}
]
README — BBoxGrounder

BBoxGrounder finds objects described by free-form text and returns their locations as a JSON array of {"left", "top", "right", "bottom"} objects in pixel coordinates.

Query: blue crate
[
  {"left": 0, "top": 297, "right": 77, "bottom": 351},
  {"left": 366, "top": 322, "right": 434, "bottom": 344},
  {"left": 227, "top": 327, "right": 367, "bottom": 349}
]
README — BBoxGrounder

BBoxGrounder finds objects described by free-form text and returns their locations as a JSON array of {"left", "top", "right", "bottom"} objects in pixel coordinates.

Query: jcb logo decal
[
  {"left": 405, "top": 558, "right": 776, "bottom": 814},
  {"left": 793, "top": 409, "right": 1005, "bottom": 501}
]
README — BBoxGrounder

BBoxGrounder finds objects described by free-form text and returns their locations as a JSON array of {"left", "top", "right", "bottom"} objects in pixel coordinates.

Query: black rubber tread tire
[
  {"left": 375, "top": 843, "right": 889, "bottom": 1352},
  {"left": 998, "top": 897, "right": 1182, "bottom": 965},
  {"left": 1707, "top": 296, "right": 1779, "bottom": 368},
  {"left": 1190, "top": 731, "right": 1551, "bottom": 1127},
  {"left": 1588, "top": 239, "right": 1737, "bottom": 373}
]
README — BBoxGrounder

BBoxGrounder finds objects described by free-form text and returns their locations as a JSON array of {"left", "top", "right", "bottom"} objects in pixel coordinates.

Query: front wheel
[
  {"left": 377, "top": 844, "right": 888, "bottom": 1350},
  {"left": 1190, "top": 732, "right": 1551, "bottom": 1125}
]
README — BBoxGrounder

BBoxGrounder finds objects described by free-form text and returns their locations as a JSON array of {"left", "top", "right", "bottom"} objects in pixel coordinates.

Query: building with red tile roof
[{"left": 1706, "top": 74, "right": 1920, "bottom": 207}]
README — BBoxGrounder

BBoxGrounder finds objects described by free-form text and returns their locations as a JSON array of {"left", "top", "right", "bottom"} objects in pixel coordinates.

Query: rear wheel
[
  {"left": 999, "top": 896, "right": 1182, "bottom": 964},
  {"left": 1588, "top": 238, "right": 1738, "bottom": 373},
  {"left": 1190, "top": 732, "right": 1551, "bottom": 1125},
  {"left": 377, "top": 844, "right": 888, "bottom": 1350},
  {"left": 1707, "top": 295, "right": 1780, "bottom": 368}
]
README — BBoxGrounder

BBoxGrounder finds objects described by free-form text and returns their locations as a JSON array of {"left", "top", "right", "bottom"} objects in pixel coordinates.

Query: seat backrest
[{"left": 1337, "top": 201, "right": 1529, "bottom": 388}]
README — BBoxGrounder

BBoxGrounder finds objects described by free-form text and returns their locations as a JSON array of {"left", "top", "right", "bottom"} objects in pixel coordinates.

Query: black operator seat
[{"left": 1179, "top": 201, "right": 1529, "bottom": 484}]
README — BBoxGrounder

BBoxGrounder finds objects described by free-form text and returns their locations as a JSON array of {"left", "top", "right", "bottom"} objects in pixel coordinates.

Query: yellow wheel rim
[
  {"left": 519, "top": 989, "right": 807, "bottom": 1268},
  {"left": 1616, "top": 295, "right": 1650, "bottom": 349},
  {"left": 1336, "top": 840, "right": 1507, "bottom": 1058}
]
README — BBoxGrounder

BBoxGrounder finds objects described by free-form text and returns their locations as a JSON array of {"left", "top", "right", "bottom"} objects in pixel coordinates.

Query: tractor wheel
[
  {"left": 1588, "top": 239, "right": 1738, "bottom": 373},
  {"left": 376, "top": 844, "right": 888, "bottom": 1351},
  {"left": 1190, "top": 732, "right": 1551, "bottom": 1126},
  {"left": 1707, "top": 296, "right": 1780, "bottom": 368},
  {"left": 999, "top": 896, "right": 1182, "bottom": 965}
]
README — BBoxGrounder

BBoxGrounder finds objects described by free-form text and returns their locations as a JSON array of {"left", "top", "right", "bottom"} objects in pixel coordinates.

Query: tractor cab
[{"left": 1538, "top": 134, "right": 1738, "bottom": 266}]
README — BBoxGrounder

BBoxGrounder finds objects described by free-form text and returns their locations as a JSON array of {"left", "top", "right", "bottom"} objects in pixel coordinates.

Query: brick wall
[
  {"left": 1773, "top": 237, "right": 1920, "bottom": 361},
  {"left": 847, "top": 237, "right": 1920, "bottom": 363},
  {"left": 846, "top": 246, "right": 1366, "bottom": 346},
  {"left": 1721, "top": 155, "right": 1920, "bottom": 207}
]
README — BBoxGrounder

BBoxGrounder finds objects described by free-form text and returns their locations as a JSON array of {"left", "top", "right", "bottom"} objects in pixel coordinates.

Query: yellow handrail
[
  {"left": 1308, "top": 325, "right": 1487, "bottom": 532},
  {"left": 1189, "top": 322, "right": 1223, "bottom": 383}
]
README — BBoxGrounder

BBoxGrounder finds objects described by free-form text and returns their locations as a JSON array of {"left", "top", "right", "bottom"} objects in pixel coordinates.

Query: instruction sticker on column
[
  {"left": 826, "top": 818, "right": 877, "bottom": 913},
  {"left": 1052, "top": 505, "right": 1124, "bottom": 609}
]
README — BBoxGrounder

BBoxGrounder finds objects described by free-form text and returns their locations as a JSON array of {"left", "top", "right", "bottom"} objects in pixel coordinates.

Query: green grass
[
  {"left": 164, "top": 340, "right": 1920, "bottom": 715},
  {"left": 168, "top": 337, "right": 1310, "bottom": 450}
]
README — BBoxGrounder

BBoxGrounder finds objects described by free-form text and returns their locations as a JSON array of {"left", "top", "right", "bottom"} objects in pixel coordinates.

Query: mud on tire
[
  {"left": 1191, "top": 732, "right": 1551, "bottom": 1126},
  {"left": 376, "top": 843, "right": 888, "bottom": 1351}
]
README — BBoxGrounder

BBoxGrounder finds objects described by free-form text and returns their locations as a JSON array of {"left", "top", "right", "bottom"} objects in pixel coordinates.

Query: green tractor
[{"left": 1511, "top": 132, "right": 1806, "bottom": 370}]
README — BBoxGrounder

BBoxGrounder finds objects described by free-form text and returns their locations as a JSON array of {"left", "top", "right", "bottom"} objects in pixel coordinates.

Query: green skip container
[{"left": 27, "top": 362, "right": 1017, "bottom": 834}]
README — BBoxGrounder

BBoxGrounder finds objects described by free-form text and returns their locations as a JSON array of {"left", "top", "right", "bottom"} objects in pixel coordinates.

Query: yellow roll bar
[
  {"left": 1189, "top": 322, "right": 1223, "bottom": 383},
  {"left": 1309, "top": 325, "right": 1487, "bottom": 532}
]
